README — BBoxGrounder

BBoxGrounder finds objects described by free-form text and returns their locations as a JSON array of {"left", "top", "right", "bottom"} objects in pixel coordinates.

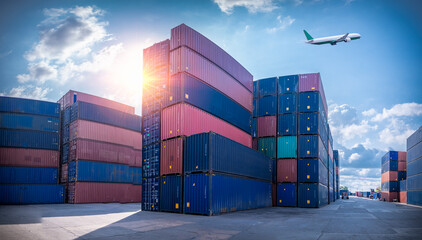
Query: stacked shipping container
[
  {"left": 253, "top": 73, "right": 333, "bottom": 208},
  {"left": 380, "top": 151, "right": 406, "bottom": 202},
  {"left": 0, "top": 96, "right": 64, "bottom": 204},
  {"left": 334, "top": 150, "right": 340, "bottom": 200},
  {"left": 58, "top": 91, "right": 142, "bottom": 203},
  {"left": 407, "top": 126, "right": 422, "bottom": 205}
]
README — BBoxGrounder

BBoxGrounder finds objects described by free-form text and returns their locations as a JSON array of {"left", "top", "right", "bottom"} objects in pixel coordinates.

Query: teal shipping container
[
  {"left": 277, "top": 136, "right": 297, "bottom": 158},
  {"left": 258, "top": 137, "right": 276, "bottom": 159}
]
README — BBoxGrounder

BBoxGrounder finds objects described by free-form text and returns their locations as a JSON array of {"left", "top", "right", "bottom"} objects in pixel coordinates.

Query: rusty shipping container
[
  {"left": 0, "top": 148, "right": 59, "bottom": 168},
  {"left": 257, "top": 116, "right": 277, "bottom": 137},
  {"left": 161, "top": 137, "right": 184, "bottom": 176},
  {"left": 67, "top": 182, "right": 141, "bottom": 204},
  {"left": 277, "top": 159, "right": 298, "bottom": 183}
]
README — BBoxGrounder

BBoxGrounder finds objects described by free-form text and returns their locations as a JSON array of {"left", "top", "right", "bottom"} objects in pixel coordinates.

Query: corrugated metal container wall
[
  {"left": 400, "top": 191, "right": 407, "bottom": 203},
  {"left": 278, "top": 94, "right": 297, "bottom": 114},
  {"left": 277, "top": 159, "right": 297, "bottom": 183},
  {"left": 164, "top": 72, "right": 252, "bottom": 133},
  {"left": 0, "top": 129, "right": 59, "bottom": 150},
  {"left": 0, "top": 166, "right": 58, "bottom": 184},
  {"left": 61, "top": 163, "right": 68, "bottom": 183},
  {"left": 278, "top": 75, "right": 298, "bottom": 94},
  {"left": 277, "top": 136, "right": 297, "bottom": 158},
  {"left": 257, "top": 116, "right": 276, "bottom": 137},
  {"left": 381, "top": 192, "right": 398, "bottom": 202},
  {"left": 61, "top": 143, "right": 69, "bottom": 163},
  {"left": 407, "top": 190, "right": 422, "bottom": 205},
  {"left": 184, "top": 132, "right": 272, "bottom": 181},
  {"left": 130, "top": 167, "right": 143, "bottom": 185},
  {"left": 258, "top": 77, "right": 277, "bottom": 97},
  {"left": 70, "top": 101, "right": 141, "bottom": 132},
  {"left": 298, "top": 183, "right": 328, "bottom": 208},
  {"left": 398, "top": 151, "right": 407, "bottom": 161},
  {"left": 0, "top": 184, "right": 64, "bottom": 204},
  {"left": 277, "top": 114, "right": 297, "bottom": 136},
  {"left": 253, "top": 99, "right": 257, "bottom": 117},
  {"left": 58, "top": 90, "right": 135, "bottom": 114},
  {"left": 0, "top": 113, "right": 59, "bottom": 132},
  {"left": 298, "top": 92, "right": 324, "bottom": 115},
  {"left": 400, "top": 180, "right": 407, "bottom": 191},
  {"left": 252, "top": 138, "right": 258, "bottom": 150},
  {"left": 142, "top": 143, "right": 160, "bottom": 178},
  {"left": 277, "top": 183, "right": 297, "bottom": 207},
  {"left": 382, "top": 161, "right": 398, "bottom": 173},
  {"left": 398, "top": 171, "right": 406, "bottom": 181},
  {"left": 298, "top": 158, "right": 328, "bottom": 186},
  {"left": 161, "top": 103, "right": 252, "bottom": 147},
  {"left": 407, "top": 141, "right": 422, "bottom": 163},
  {"left": 407, "top": 174, "right": 422, "bottom": 191},
  {"left": 381, "top": 181, "right": 398, "bottom": 192},
  {"left": 258, "top": 96, "right": 277, "bottom": 116},
  {"left": 160, "top": 175, "right": 183, "bottom": 213},
  {"left": 0, "top": 148, "right": 59, "bottom": 167},
  {"left": 69, "top": 120, "right": 142, "bottom": 150},
  {"left": 70, "top": 139, "right": 142, "bottom": 167},
  {"left": 142, "top": 112, "right": 160, "bottom": 146},
  {"left": 142, "top": 177, "right": 160, "bottom": 211},
  {"left": 68, "top": 182, "right": 141, "bottom": 203},
  {"left": 170, "top": 24, "right": 253, "bottom": 92},
  {"left": 258, "top": 137, "right": 276, "bottom": 159},
  {"left": 298, "top": 135, "right": 328, "bottom": 167},
  {"left": 184, "top": 173, "right": 272, "bottom": 215},
  {"left": 169, "top": 48, "right": 252, "bottom": 112},
  {"left": 407, "top": 158, "right": 422, "bottom": 177},
  {"left": 252, "top": 118, "right": 257, "bottom": 138},
  {"left": 253, "top": 81, "right": 258, "bottom": 98},
  {"left": 161, "top": 137, "right": 184, "bottom": 175},
  {"left": 298, "top": 73, "right": 327, "bottom": 116},
  {"left": 68, "top": 160, "right": 131, "bottom": 183},
  {"left": 0, "top": 96, "right": 60, "bottom": 117},
  {"left": 381, "top": 171, "right": 398, "bottom": 183},
  {"left": 407, "top": 126, "right": 422, "bottom": 151}
]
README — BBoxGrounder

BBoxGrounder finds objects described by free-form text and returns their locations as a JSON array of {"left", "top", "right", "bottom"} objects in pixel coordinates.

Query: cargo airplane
[{"left": 304, "top": 30, "right": 361, "bottom": 45}]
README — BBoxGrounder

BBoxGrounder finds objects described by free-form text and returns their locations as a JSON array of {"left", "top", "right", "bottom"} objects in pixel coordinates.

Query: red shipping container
[
  {"left": 68, "top": 182, "right": 141, "bottom": 204},
  {"left": 0, "top": 148, "right": 59, "bottom": 168},
  {"left": 161, "top": 137, "right": 184, "bottom": 175},
  {"left": 277, "top": 159, "right": 297, "bottom": 183},
  {"left": 357, "top": 192, "right": 363, "bottom": 197},
  {"left": 58, "top": 90, "right": 135, "bottom": 113},
  {"left": 170, "top": 24, "right": 253, "bottom": 92},
  {"left": 252, "top": 139, "right": 258, "bottom": 150},
  {"left": 257, "top": 116, "right": 277, "bottom": 137},
  {"left": 381, "top": 171, "right": 398, "bottom": 183},
  {"left": 381, "top": 192, "right": 398, "bottom": 202},
  {"left": 170, "top": 47, "right": 252, "bottom": 112},
  {"left": 298, "top": 73, "right": 327, "bottom": 116},
  {"left": 70, "top": 120, "right": 142, "bottom": 150},
  {"left": 61, "top": 163, "right": 68, "bottom": 183},
  {"left": 161, "top": 103, "right": 252, "bottom": 147},
  {"left": 272, "top": 183, "right": 277, "bottom": 207},
  {"left": 69, "top": 139, "right": 142, "bottom": 167},
  {"left": 398, "top": 151, "right": 407, "bottom": 161},
  {"left": 398, "top": 161, "right": 407, "bottom": 171},
  {"left": 400, "top": 191, "right": 407, "bottom": 203}
]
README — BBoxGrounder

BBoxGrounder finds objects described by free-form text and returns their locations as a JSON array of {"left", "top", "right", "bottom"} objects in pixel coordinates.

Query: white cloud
[
  {"left": 213, "top": 0, "right": 278, "bottom": 14},
  {"left": 371, "top": 103, "right": 422, "bottom": 122},
  {"left": 348, "top": 153, "right": 360, "bottom": 163},
  {"left": 362, "top": 108, "right": 376, "bottom": 117},
  {"left": 293, "top": 0, "right": 304, "bottom": 6},
  {"left": 17, "top": 61, "right": 58, "bottom": 84},
  {"left": 266, "top": 15, "right": 295, "bottom": 33},
  {"left": 0, "top": 86, "right": 51, "bottom": 101},
  {"left": 378, "top": 118, "right": 415, "bottom": 147}
]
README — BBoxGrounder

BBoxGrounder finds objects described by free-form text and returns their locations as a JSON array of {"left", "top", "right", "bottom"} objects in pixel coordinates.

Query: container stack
[
  {"left": 334, "top": 150, "right": 340, "bottom": 200},
  {"left": 253, "top": 73, "right": 332, "bottom": 208},
  {"left": 58, "top": 91, "right": 142, "bottom": 204},
  {"left": 380, "top": 151, "right": 406, "bottom": 202},
  {"left": 143, "top": 24, "right": 257, "bottom": 213},
  {"left": 0, "top": 96, "right": 64, "bottom": 204},
  {"left": 407, "top": 126, "right": 422, "bottom": 206},
  {"left": 142, "top": 39, "right": 170, "bottom": 211}
]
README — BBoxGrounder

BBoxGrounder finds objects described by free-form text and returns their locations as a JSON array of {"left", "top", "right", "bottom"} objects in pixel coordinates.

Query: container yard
[{"left": 1, "top": 1, "right": 422, "bottom": 238}]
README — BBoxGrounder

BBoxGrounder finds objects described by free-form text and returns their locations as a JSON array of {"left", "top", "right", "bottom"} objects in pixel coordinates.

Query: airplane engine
[{"left": 344, "top": 37, "right": 351, "bottom": 42}]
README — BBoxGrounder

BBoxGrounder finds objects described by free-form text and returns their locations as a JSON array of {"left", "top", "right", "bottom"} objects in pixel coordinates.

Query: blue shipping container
[
  {"left": 258, "top": 77, "right": 277, "bottom": 97},
  {"left": 142, "top": 112, "right": 161, "bottom": 146},
  {"left": 298, "top": 135, "right": 328, "bottom": 167},
  {"left": 298, "top": 158, "right": 329, "bottom": 186},
  {"left": 0, "top": 96, "right": 60, "bottom": 118},
  {"left": 277, "top": 183, "right": 297, "bottom": 207},
  {"left": 253, "top": 99, "right": 257, "bottom": 117},
  {"left": 0, "top": 184, "right": 64, "bottom": 204},
  {"left": 407, "top": 157, "right": 422, "bottom": 177},
  {"left": 0, "top": 166, "right": 58, "bottom": 184},
  {"left": 298, "top": 92, "right": 325, "bottom": 115},
  {"left": 253, "top": 81, "right": 258, "bottom": 98},
  {"left": 258, "top": 96, "right": 277, "bottom": 116},
  {"left": 381, "top": 181, "right": 398, "bottom": 192},
  {"left": 184, "top": 173, "right": 272, "bottom": 215},
  {"left": 278, "top": 75, "right": 298, "bottom": 94},
  {"left": 184, "top": 132, "right": 272, "bottom": 181},
  {"left": 407, "top": 190, "right": 422, "bottom": 206},
  {"left": 142, "top": 143, "right": 160, "bottom": 177},
  {"left": 407, "top": 141, "right": 422, "bottom": 163},
  {"left": 278, "top": 94, "right": 297, "bottom": 114},
  {"left": 63, "top": 107, "right": 71, "bottom": 126},
  {"left": 382, "top": 161, "right": 398, "bottom": 173},
  {"left": 334, "top": 150, "right": 339, "bottom": 166},
  {"left": 70, "top": 101, "right": 141, "bottom": 132},
  {"left": 160, "top": 175, "right": 183, "bottom": 213},
  {"left": 298, "top": 183, "right": 328, "bottom": 208},
  {"left": 131, "top": 167, "right": 142, "bottom": 185},
  {"left": 400, "top": 180, "right": 407, "bottom": 191},
  {"left": 61, "top": 143, "right": 69, "bottom": 164},
  {"left": 277, "top": 114, "right": 297, "bottom": 136},
  {"left": 68, "top": 160, "right": 131, "bottom": 183},
  {"left": 252, "top": 118, "right": 257, "bottom": 138},
  {"left": 62, "top": 125, "right": 69, "bottom": 144},
  {"left": 0, "top": 129, "right": 59, "bottom": 150},
  {"left": 142, "top": 177, "right": 160, "bottom": 211},
  {"left": 407, "top": 174, "right": 422, "bottom": 191},
  {"left": 398, "top": 171, "right": 406, "bottom": 181},
  {"left": 407, "top": 126, "right": 422, "bottom": 151},
  {"left": 0, "top": 113, "right": 59, "bottom": 132},
  {"left": 164, "top": 73, "right": 252, "bottom": 133}
]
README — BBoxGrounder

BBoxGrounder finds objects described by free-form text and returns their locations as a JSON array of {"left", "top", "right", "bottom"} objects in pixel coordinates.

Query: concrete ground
[{"left": 1, "top": 197, "right": 422, "bottom": 240}]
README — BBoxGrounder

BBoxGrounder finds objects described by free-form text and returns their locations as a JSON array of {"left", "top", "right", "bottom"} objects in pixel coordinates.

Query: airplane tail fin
[{"left": 303, "top": 30, "right": 313, "bottom": 41}]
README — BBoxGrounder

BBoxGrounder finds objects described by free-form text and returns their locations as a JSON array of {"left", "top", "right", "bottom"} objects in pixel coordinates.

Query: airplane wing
[{"left": 333, "top": 33, "right": 349, "bottom": 44}]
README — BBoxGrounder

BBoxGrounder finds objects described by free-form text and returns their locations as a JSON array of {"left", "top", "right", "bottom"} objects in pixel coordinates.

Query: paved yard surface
[{"left": 1, "top": 197, "right": 422, "bottom": 239}]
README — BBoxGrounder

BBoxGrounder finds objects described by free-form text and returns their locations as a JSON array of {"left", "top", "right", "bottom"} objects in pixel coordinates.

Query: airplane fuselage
[{"left": 307, "top": 33, "right": 361, "bottom": 45}]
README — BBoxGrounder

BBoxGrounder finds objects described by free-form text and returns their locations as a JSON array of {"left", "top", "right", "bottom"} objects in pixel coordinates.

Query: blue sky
[{"left": 1, "top": 0, "right": 421, "bottom": 192}]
